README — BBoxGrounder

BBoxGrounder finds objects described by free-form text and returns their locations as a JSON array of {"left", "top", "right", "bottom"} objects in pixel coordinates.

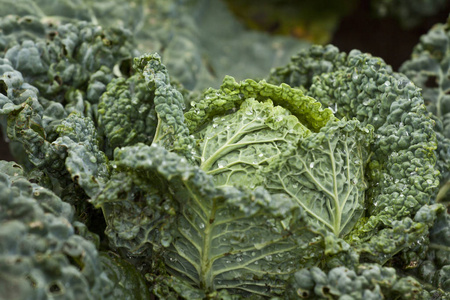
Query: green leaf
[
  {"left": 99, "top": 144, "right": 322, "bottom": 296},
  {"left": 55, "top": 113, "right": 109, "bottom": 197},
  {"left": 263, "top": 119, "right": 372, "bottom": 237},
  {"left": 99, "top": 252, "right": 152, "bottom": 300},
  {"left": 98, "top": 73, "right": 157, "bottom": 152},
  {"left": 400, "top": 16, "right": 450, "bottom": 202},
  {"left": 194, "top": 98, "right": 310, "bottom": 188},
  {"left": 0, "top": 168, "right": 114, "bottom": 300},
  {"left": 285, "top": 264, "right": 435, "bottom": 299},
  {"left": 152, "top": 274, "right": 207, "bottom": 300},
  {"left": 133, "top": 53, "right": 194, "bottom": 157},
  {"left": 269, "top": 45, "right": 439, "bottom": 248}
]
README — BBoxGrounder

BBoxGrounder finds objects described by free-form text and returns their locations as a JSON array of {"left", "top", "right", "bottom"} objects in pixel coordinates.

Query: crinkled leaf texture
[
  {"left": 186, "top": 76, "right": 334, "bottom": 134},
  {"left": 55, "top": 113, "right": 110, "bottom": 198},
  {"left": 194, "top": 97, "right": 310, "bottom": 188},
  {"left": 1, "top": 16, "right": 137, "bottom": 105},
  {"left": 94, "top": 144, "right": 323, "bottom": 297},
  {"left": 0, "top": 161, "right": 114, "bottom": 300},
  {"left": 187, "top": 76, "right": 372, "bottom": 237},
  {"left": 285, "top": 264, "right": 436, "bottom": 299},
  {"left": 400, "top": 15, "right": 450, "bottom": 137},
  {"left": 98, "top": 53, "right": 195, "bottom": 158},
  {"left": 400, "top": 15, "right": 450, "bottom": 202},
  {"left": 268, "top": 45, "right": 439, "bottom": 248},
  {"left": 412, "top": 204, "right": 450, "bottom": 293},
  {"left": 98, "top": 73, "right": 158, "bottom": 152},
  {"left": 264, "top": 119, "right": 372, "bottom": 237},
  {"left": 132, "top": 53, "right": 194, "bottom": 154}
]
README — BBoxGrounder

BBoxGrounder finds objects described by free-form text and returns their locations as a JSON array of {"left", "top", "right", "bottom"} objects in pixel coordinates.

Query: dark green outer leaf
[
  {"left": 133, "top": 53, "right": 195, "bottom": 157},
  {"left": 400, "top": 15, "right": 450, "bottom": 202},
  {"left": 0, "top": 0, "right": 308, "bottom": 90},
  {"left": 1, "top": 17, "right": 137, "bottom": 106},
  {"left": 420, "top": 205, "right": 450, "bottom": 292},
  {"left": 0, "top": 163, "right": 114, "bottom": 300},
  {"left": 98, "top": 74, "right": 157, "bottom": 152},
  {"left": 284, "top": 263, "right": 436, "bottom": 299},
  {"left": 55, "top": 113, "right": 110, "bottom": 198},
  {"left": 268, "top": 44, "right": 347, "bottom": 89},
  {"left": 400, "top": 15, "right": 450, "bottom": 135},
  {"left": 99, "top": 252, "right": 152, "bottom": 300}
]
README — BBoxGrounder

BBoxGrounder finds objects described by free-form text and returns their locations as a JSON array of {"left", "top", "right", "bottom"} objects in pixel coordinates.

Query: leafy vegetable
[
  {"left": 0, "top": 2, "right": 449, "bottom": 299},
  {"left": 98, "top": 143, "right": 322, "bottom": 296},
  {"left": 186, "top": 77, "right": 371, "bottom": 237}
]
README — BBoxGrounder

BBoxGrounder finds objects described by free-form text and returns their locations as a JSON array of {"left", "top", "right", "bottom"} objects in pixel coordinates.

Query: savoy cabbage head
[{"left": 0, "top": 1, "right": 449, "bottom": 299}]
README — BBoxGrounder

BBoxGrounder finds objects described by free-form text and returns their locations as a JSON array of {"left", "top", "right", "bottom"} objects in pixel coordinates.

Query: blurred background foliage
[
  {"left": 225, "top": 0, "right": 449, "bottom": 44},
  {"left": 224, "top": 0, "right": 450, "bottom": 69},
  {"left": 225, "top": 0, "right": 359, "bottom": 44}
]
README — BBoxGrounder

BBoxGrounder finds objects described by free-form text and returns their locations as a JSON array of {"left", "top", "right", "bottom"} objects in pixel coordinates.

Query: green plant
[{"left": 0, "top": 1, "right": 449, "bottom": 299}]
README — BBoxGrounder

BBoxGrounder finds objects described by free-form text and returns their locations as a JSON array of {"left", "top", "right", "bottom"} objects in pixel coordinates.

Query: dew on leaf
[{"left": 217, "top": 160, "right": 226, "bottom": 168}]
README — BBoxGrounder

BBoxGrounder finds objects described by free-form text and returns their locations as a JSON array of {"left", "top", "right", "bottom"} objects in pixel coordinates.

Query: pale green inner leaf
[{"left": 195, "top": 98, "right": 310, "bottom": 188}]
